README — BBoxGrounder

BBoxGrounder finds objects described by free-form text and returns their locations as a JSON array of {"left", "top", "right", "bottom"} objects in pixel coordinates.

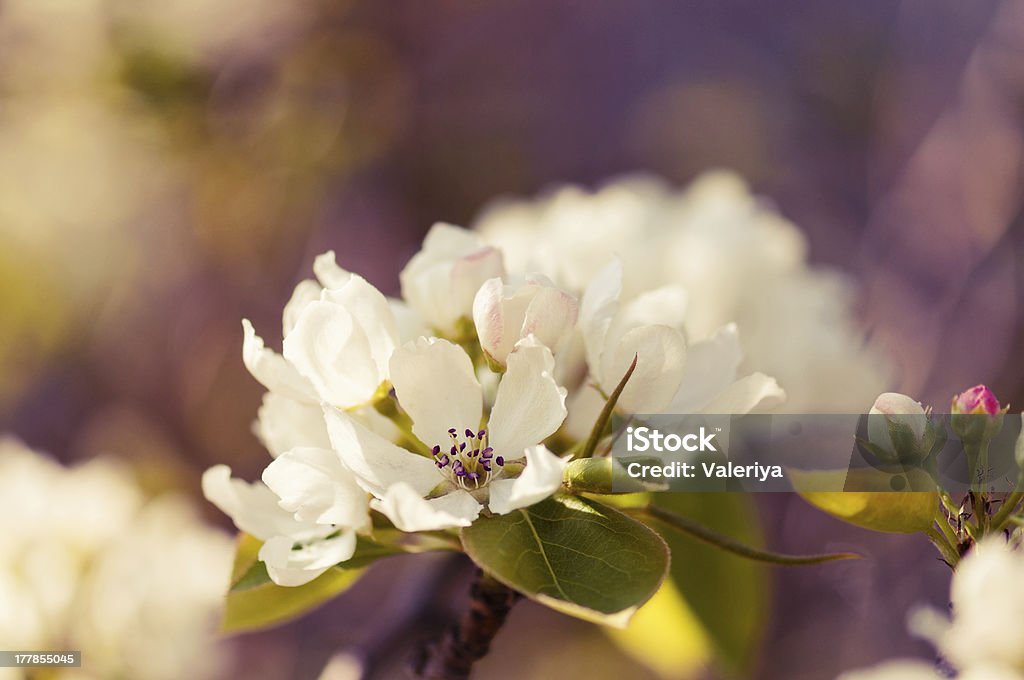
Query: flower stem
[
  {"left": 634, "top": 505, "right": 862, "bottom": 565},
  {"left": 577, "top": 355, "right": 637, "bottom": 460},
  {"left": 991, "top": 490, "right": 1024, "bottom": 533},
  {"left": 413, "top": 570, "right": 521, "bottom": 679}
]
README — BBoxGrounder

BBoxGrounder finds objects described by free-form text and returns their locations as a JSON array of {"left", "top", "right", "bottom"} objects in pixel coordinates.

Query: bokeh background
[{"left": 2, "top": 1, "right": 1023, "bottom": 679}]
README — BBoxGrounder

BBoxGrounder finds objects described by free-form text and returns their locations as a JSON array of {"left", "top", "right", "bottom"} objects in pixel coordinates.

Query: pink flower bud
[{"left": 951, "top": 385, "right": 1003, "bottom": 416}]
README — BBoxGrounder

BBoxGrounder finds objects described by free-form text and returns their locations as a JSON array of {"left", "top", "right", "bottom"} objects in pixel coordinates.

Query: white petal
[
  {"left": 389, "top": 337, "right": 483, "bottom": 449},
  {"left": 389, "top": 297, "right": 429, "bottom": 343},
  {"left": 201, "top": 465, "right": 312, "bottom": 541},
  {"left": 489, "top": 337, "right": 567, "bottom": 458},
  {"left": 283, "top": 279, "right": 323, "bottom": 336},
  {"left": 472, "top": 277, "right": 512, "bottom": 361},
  {"left": 563, "top": 383, "right": 605, "bottom": 441},
  {"left": 370, "top": 483, "right": 481, "bottom": 532},
  {"left": 262, "top": 447, "right": 369, "bottom": 530},
  {"left": 242, "top": 319, "right": 317, "bottom": 403},
  {"left": 259, "top": 531, "right": 356, "bottom": 587},
  {"left": 487, "top": 445, "right": 567, "bottom": 514},
  {"left": 579, "top": 259, "right": 622, "bottom": 374},
  {"left": 313, "top": 250, "right": 353, "bottom": 290},
  {"left": 520, "top": 282, "right": 579, "bottom": 356},
  {"left": 602, "top": 325, "right": 686, "bottom": 413},
  {"left": 321, "top": 274, "right": 399, "bottom": 377},
  {"left": 283, "top": 301, "right": 382, "bottom": 408},
  {"left": 869, "top": 392, "right": 927, "bottom": 445},
  {"left": 323, "top": 407, "right": 444, "bottom": 498},
  {"left": 699, "top": 372, "right": 785, "bottom": 414},
  {"left": 400, "top": 223, "right": 504, "bottom": 332},
  {"left": 608, "top": 285, "right": 688, "bottom": 347},
  {"left": 668, "top": 323, "right": 743, "bottom": 413},
  {"left": 255, "top": 392, "right": 332, "bottom": 458}
]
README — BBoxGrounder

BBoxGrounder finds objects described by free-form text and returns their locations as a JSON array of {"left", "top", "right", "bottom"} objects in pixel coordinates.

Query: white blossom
[
  {"left": 0, "top": 438, "right": 232, "bottom": 680},
  {"left": 399, "top": 223, "right": 504, "bottom": 335},
  {"left": 321, "top": 335, "right": 568, "bottom": 532},
  {"left": 472, "top": 274, "right": 579, "bottom": 368}
]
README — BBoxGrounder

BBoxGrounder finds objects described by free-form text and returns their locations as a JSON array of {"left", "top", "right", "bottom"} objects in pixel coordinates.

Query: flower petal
[
  {"left": 489, "top": 336, "right": 567, "bottom": 459},
  {"left": 283, "top": 301, "right": 382, "bottom": 408},
  {"left": 258, "top": 531, "right": 356, "bottom": 587},
  {"left": 579, "top": 259, "right": 622, "bottom": 374},
  {"left": 312, "top": 250, "right": 353, "bottom": 290},
  {"left": 282, "top": 279, "right": 323, "bottom": 336},
  {"left": 262, "top": 447, "right": 369, "bottom": 530},
  {"left": 602, "top": 325, "right": 686, "bottom": 413},
  {"left": 389, "top": 337, "right": 483, "bottom": 449},
  {"left": 400, "top": 223, "right": 504, "bottom": 332},
  {"left": 700, "top": 372, "right": 785, "bottom": 414},
  {"left": 668, "top": 323, "right": 743, "bottom": 413},
  {"left": 201, "top": 465, "right": 313, "bottom": 541},
  {"left": 242, "top": 320, "right": 317, "bottom": 403},
  {"left": 255, "top": 392, "right": 332, "bottom": 458},
  {"left": 321, "top": 274, "right": 399, "bottom": 377},
  {"left": 487, "top": 445, "right": 567, "bottom": 514},
  {"left": 370, "top": 483, "right": 481, "bottom": 532},
  {"left": 323, "top": 407, "right": 444, "bottom": 498}
]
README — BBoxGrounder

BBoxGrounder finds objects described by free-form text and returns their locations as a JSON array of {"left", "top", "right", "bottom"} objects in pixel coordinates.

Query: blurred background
[{"left": 2, "top": 1, "right": 1023, "bottom": 679}]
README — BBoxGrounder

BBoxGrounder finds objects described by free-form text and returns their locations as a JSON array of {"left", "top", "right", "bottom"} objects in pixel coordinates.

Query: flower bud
[
  {"left": 952, "top": 384, "right": 1002, "bottom": 416},
  {"left": 951, "top": 384, "right": 1006, "bottom": 444},
  {"left": 399, "top": 223, "right": 505, "bottom": 335},
  {"left": 472, "top": 275, "right": 578, "bottom": 368},
  {"left": 867, "top": 392, "right": 930, "bottom": 463}
]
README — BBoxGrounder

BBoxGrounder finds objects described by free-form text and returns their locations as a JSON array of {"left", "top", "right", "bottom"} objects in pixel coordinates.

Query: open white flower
[
  {"left": 242, "top": 251, "right": 400, "bottom": 410},
  {"left": 322, "top": 335, "right": 568, "bottom": 532},
  {"left": 202, "top": 463, "right": 368, "bottom": 586},
  {"left": 399, "top": 223, "right": 505, "bottom": 335},
  {"left": 472, "top": 274, "right": 579, "bottom": 368}
]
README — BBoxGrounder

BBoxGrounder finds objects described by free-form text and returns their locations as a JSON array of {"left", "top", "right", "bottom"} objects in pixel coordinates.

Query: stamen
[{"left": 431, "top": 425, "right": 504, "bottom": 490}]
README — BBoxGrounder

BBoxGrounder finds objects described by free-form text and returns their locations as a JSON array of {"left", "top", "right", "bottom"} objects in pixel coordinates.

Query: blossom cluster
[
  {"left": 839, "top": 538, "right": 1024, "bottom": 680},
  {"left": 205, "top": 172, "right": 890, "bottom": 588},
  {"left": 0, "top": 438, "right": 232, "bottom": 680}
]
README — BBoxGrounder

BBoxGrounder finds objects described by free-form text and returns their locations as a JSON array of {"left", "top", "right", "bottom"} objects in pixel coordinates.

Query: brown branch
[{"left": 412, "top": 570, "right": 521, "bottom": 679}]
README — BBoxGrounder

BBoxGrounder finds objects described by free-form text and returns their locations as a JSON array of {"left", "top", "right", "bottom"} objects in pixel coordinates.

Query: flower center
[{"left": 431, "top": 427, "right": 505, "bottom": 490}]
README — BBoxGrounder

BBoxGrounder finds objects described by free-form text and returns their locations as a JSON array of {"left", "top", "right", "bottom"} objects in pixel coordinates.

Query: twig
[{"left": 412, "top": 570, "right": 521, "bottom": 679}]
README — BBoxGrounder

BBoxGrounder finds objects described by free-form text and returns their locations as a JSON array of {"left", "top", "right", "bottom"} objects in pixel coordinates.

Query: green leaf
[
  {"left": 646, "top": 493, "right": 769, "bottom": 677},
  {"left": 221, "top": 534, "right": 398, "bottom": 634},
  {"left": 460, "top": 495, "right": 669, "bottom": 628},
  {"left": 791, "top": 467, "right": 938, "bottom": 533}
]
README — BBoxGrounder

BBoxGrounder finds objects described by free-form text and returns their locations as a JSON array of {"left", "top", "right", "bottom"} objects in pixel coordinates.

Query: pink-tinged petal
[
  {"left": 400, "top": 223, "right": 505, "bottom": 333},
  {"left": 323, "top": 407, "right": 443, "bottom": 498},
  {"left": 241, "top": 319, "right": 317, "bottom": 403},
  {"left": 602, "top": 325, "right": 686, "bottom": 414},
  {"left": 258, "top": 531, "right": 357, "bottom": 587},
  {"left": 668, "top": 323, "right": 742, "bottom": 413},
  {"left": 262, "top": 447, "right": 369, "bottom": 530},
  {"left": 487, "top": 445, "right": 567, "bottom": 514},
  {"left": 283, "top": 301, "right": 382, "bottom": 408},
  {"left": 489, "top": 337, "right": 567, "bottom": 458},
  {"left": 370, "top": 483, "right": 481, "bottom": 532},
  {"left": 389, "top": 337, "right": 483, "bottom": 450}
]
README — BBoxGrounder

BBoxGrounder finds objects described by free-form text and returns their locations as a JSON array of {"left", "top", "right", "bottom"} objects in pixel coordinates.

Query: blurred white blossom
[
  {"left": 474, "top": 172, "right": 891, "bottom": 412},
  {"left": 838, "top": 538, "right": 1024, "bottom": 680},
  {"left": 0, "top": 438, "right": 232, "bottom": 680}
]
